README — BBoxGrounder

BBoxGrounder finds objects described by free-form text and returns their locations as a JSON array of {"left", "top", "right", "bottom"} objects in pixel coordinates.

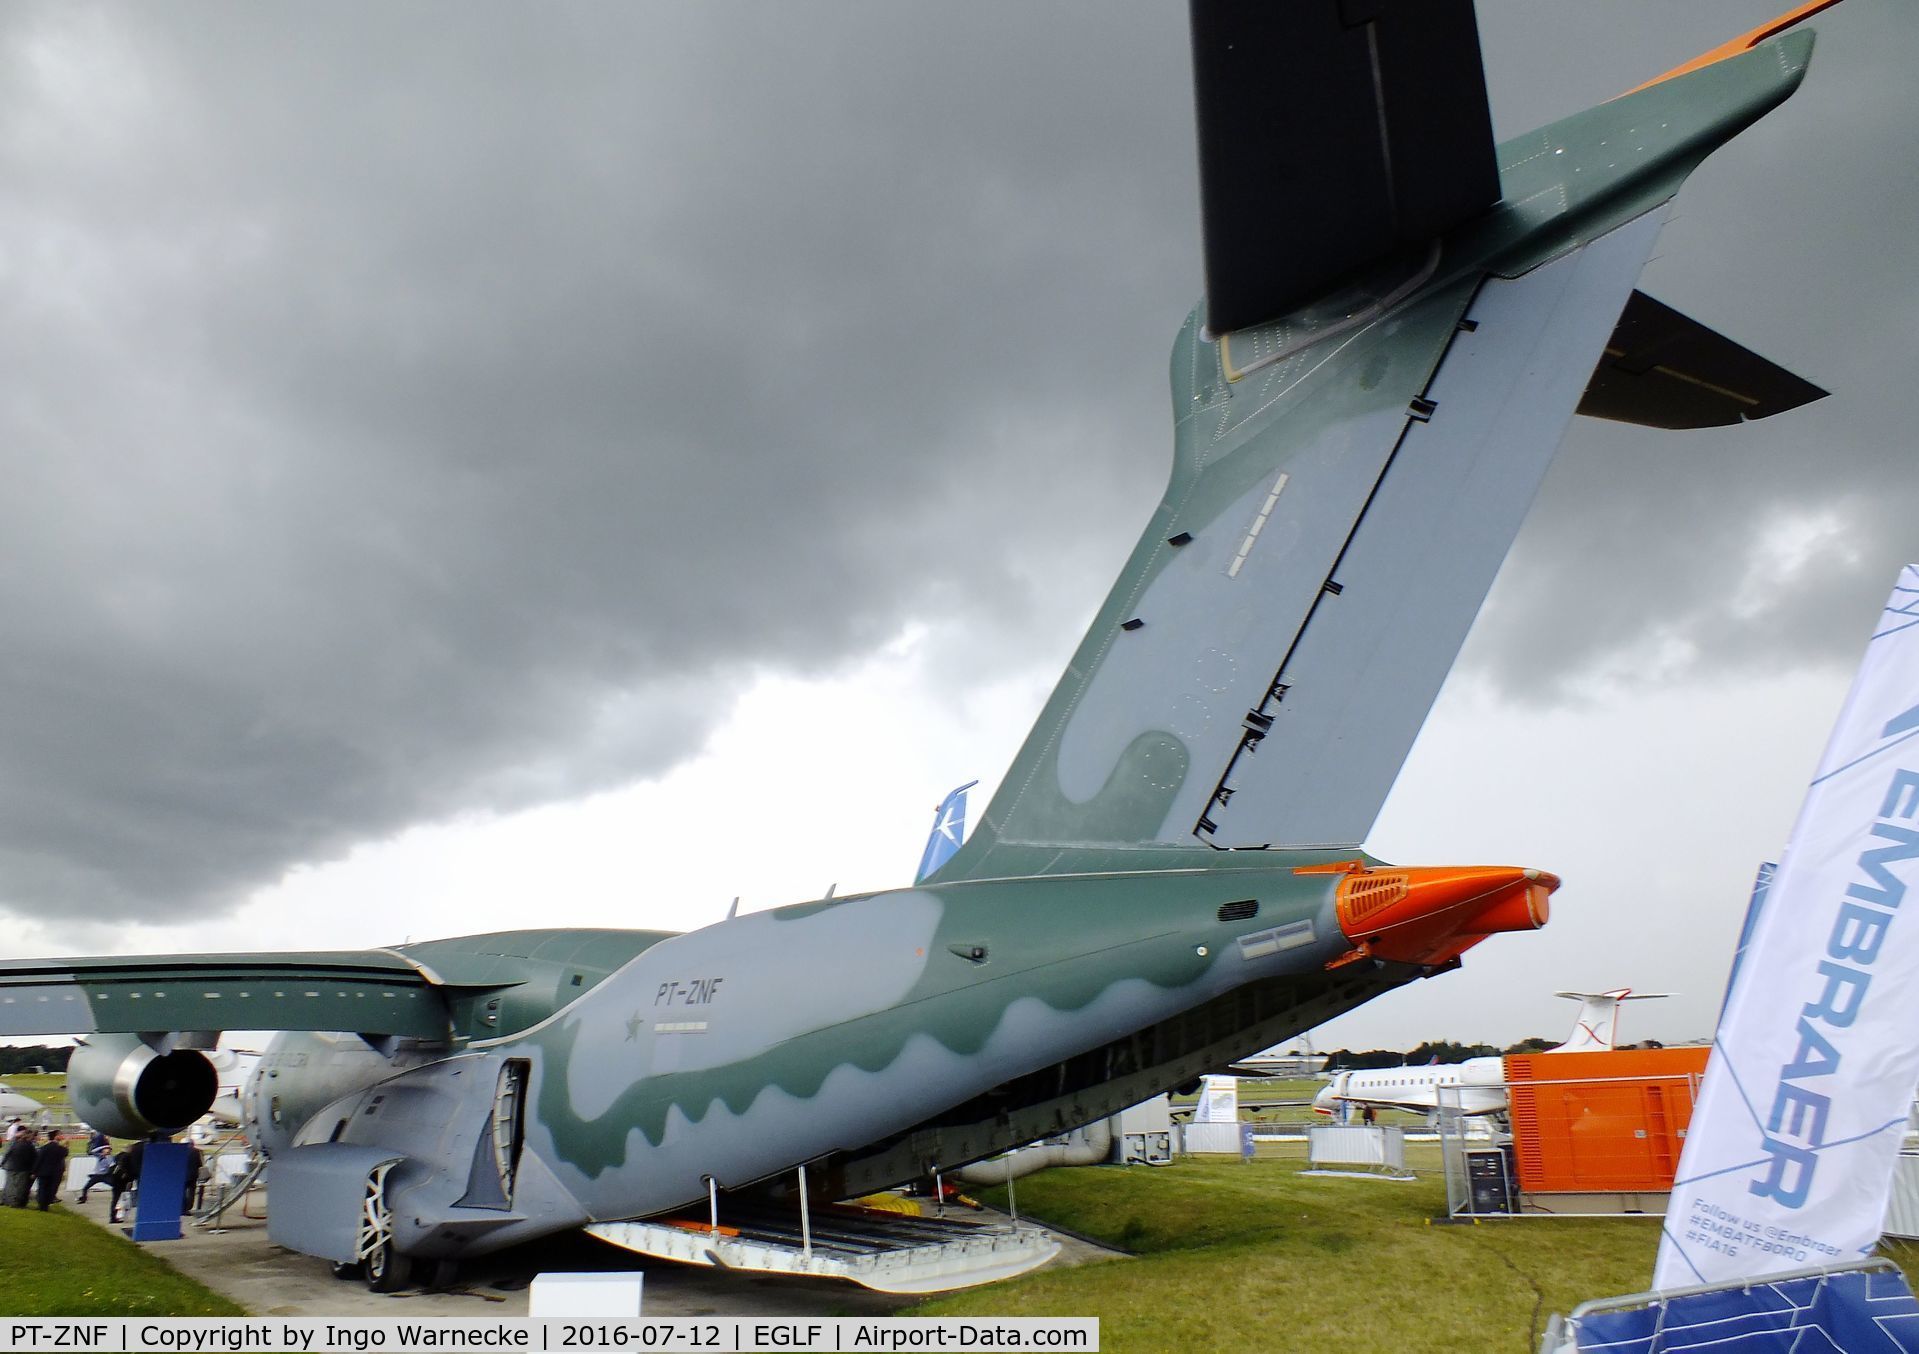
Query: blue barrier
[
  {"left": 1547, "top": 1259, "right": 1919, "bottom": 1352},
  {"left": 130, "top": 1141, "right": 189, "bottom": 1242}
]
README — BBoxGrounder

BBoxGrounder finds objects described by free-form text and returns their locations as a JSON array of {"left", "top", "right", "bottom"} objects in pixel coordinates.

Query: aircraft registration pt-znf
[{"left": 0, "top": 1, "right": 1845, "bottom": 1293}]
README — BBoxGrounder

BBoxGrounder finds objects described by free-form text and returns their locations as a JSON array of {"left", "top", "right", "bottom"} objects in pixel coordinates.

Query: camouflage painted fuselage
[
  {"left": 250, "top": 849, "right": 1411, "bottom": 1259},
  {"left": 514, "top": 854, "right": 1359, "bottom": 1212}
]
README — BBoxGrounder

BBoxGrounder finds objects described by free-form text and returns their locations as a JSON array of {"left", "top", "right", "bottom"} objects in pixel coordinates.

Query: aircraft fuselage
[{"left": 245, "top": 849, "right": 1548, "bottom": 1260}]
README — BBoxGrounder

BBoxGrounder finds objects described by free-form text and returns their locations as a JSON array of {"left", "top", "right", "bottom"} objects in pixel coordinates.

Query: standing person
[
  {"left": 106, "top": 1148, "right": 132, "bottom": 1223},
  {"left": 114, "top": 1132, "right": 153, "bottom": 1222},
  {"left": 86, "top": 1128, "right": 108, "bottom": 1158},
  {"left": 182, "top": 1138, "right": 204, "bottom": 1214},
  {"left": 1, "top": 1128, "right": 34, "bottom": 1207},
  {"left": 32, "top": 1130, "right": 66, "bottom": 1211}
]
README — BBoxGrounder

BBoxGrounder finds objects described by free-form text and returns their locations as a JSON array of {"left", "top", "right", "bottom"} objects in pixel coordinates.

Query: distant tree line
[
  {"left": 1325, "top": 1037, "right": 1664, "bottom": 1069},
  {"left": 1325, "top": 1040, "right": 1498, "bottom": 1068},
  {"left": 0, "top": 1045, "right": 72, "bottom": 1076}
]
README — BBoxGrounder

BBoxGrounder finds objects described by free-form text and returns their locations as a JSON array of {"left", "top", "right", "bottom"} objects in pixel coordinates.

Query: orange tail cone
[{"left": 1306, "top": 862, "right": 1560, "bottom": 968}]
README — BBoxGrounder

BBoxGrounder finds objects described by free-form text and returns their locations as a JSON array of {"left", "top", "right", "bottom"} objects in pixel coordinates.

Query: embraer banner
[{"left": 1657, "top": 566, "right": 1919, "bottom": 1289}]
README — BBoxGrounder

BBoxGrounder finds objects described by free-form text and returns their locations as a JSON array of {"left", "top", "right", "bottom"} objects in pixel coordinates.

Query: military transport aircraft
[{"left": 0, "top": 0, "right": 1847, "bottom": 1293}]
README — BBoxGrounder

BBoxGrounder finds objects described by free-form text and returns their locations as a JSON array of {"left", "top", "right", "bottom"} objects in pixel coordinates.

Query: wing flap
[
  {"left": 1578, "top": 289, "right": 1827, "bottom": 429},
  {"left": 1190, "top": 0, "right": 1499, "bottom": 333},
  {"left": 0, "top": 951, "right": 455, "bottom": 1039}
]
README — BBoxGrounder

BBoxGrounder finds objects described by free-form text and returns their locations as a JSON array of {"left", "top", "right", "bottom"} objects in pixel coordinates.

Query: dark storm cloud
[
  {"left": 0, "top": 2, "right": 1910, "bottom": 918},
  {"left": 0, "top": 1, "right": 1197, "bottom": 918},
  {"left": 1467, "top": 1, "right": 1919, "bottom": 702}
]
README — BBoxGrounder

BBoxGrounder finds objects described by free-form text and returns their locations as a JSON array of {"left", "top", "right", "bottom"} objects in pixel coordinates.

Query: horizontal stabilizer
[
  {"left": 1622, "top": 0, "right": 1845, "bottom": 98},
  {"left": 1578, "top": 290, "right": 1826, "bottom": 429},
  {"left": 1189, "top": 0, "right": 1499, "bottom": 333}
]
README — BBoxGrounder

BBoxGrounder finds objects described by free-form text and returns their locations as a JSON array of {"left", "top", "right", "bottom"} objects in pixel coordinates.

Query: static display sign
[
  {"left": 1656, "top": 566, "right": 1919, "bottom": 1288},
  {"left": 1193, "top": 1075, "right": 1239, "bottom": 1124}
]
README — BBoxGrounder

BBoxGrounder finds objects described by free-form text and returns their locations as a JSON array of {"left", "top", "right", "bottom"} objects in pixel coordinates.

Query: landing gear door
[
  {"left": 267, "top": 1143, "right": 409, "bottom": 1265},
  {"left": 457, "top": 1057, "right": 528, "bottom": 1210}
]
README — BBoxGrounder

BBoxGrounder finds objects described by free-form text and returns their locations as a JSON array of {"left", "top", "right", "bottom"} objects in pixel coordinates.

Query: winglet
[{"left": 1622, "top": 0, "right": 1845, "bottom": 97}]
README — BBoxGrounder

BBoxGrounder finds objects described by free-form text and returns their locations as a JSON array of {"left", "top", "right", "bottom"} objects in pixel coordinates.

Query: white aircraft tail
[{"left": 1547, "top": 989, "right": 1669, "bottom": 1053}]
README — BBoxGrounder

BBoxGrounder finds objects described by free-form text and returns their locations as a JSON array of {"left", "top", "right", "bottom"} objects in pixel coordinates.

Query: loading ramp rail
[{"left": 587, "top": 1200, "right": 1060, "bottom": 1294}]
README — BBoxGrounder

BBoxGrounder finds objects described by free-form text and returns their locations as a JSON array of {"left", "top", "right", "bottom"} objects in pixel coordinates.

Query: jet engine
[{"left": 67, "top": 1034, "right": 218, "bottom": 1137}]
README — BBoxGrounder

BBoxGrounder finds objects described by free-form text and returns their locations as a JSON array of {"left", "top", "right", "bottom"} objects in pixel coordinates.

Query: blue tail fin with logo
[{"left": 916, "top": 781, "right": 977, "bottom": 883}]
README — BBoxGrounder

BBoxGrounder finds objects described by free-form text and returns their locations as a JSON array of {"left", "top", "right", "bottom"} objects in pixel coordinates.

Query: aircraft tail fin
[
  {"left": 935, "top": 6, "right": 1822, "bottom": 886},
  {"left": 915, "top": 781, "right": 977, "bottom": 884},
  {"left": 1547, "top": 989, "right": 1671, "bottom": 1053}
]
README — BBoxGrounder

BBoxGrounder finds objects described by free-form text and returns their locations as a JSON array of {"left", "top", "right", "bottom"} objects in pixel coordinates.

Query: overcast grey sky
[{"left": 2, "top": 2, "right": 1914, "bottom": 1048}]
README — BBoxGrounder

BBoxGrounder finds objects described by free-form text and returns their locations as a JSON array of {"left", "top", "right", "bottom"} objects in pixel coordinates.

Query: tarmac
[{"left": 63, "top": 1182, "right": 1117, "bottom": 1318}]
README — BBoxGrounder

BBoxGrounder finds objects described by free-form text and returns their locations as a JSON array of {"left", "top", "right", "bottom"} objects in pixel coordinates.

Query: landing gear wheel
[
  {"left": 329, "top": 1261, "right": 362, "bottom": 1281},
  {"left": 367, "top": 1242, "right": 412, "bottom": 1293},
  {"left": 354, "top": 1162, "right": 412, "bottom": 1293}
]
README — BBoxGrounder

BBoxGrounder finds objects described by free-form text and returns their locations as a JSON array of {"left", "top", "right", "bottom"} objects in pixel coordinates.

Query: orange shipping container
[{"left": 1505, "top": 1047, "right": 1711, "bottom": 1195}]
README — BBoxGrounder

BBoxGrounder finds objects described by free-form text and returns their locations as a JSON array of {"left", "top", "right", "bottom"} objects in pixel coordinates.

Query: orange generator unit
[{"left": 1505, "top": 1047, "right": 1711, "bottom": 1196}]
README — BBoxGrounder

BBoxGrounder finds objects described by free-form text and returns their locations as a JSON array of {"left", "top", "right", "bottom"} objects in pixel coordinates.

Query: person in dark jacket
[
  {"left": 182, "top": 1139, "right": 204, "bottom": 1213},
  {"left": 112, "top": 1132, "right": 157, "bottom": 1222},
  {"left": 1, "top": 1130, "right": 34, "bottom": 1207},
  {"left": 106, "top": 1150, "right": 132, "bottom": 1222},
  {"left": 32, "top": 1131, "right": 67, "bottom": 1210},
  {"left": 120, "top": 1132, "right": 150, "bottom": 1184}
]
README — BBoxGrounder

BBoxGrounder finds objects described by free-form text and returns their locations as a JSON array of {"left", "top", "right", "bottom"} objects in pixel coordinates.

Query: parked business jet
[
  {"left": 1312, "top": 990, "right": 1667, "bottom": 1117},
  {"left": 0, "top": 1080, "right": 44, "bottom": 1120}
]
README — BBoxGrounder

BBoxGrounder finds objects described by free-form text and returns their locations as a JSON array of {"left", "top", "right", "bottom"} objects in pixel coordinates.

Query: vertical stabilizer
[
  {"left": 915, "top": 781, "right": 977, "bottom": 884},
  {"left": 931, "top": 16, "right": 1823, "bottom": 885},
  {"left": 1548, "top": 989, "right": 1670, "bottom": 1053}
]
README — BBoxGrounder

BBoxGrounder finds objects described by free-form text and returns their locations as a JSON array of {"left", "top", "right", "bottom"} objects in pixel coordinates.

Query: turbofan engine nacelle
[{"left": 68, "top": 1034, "right": 218, "bottom": 1138}]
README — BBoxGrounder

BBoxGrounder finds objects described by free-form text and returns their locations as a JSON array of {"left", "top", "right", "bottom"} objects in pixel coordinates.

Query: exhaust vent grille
[
  {"left": 1338, "top": 874, "right": 1410, "bottom": 925},
  {"left": 1217, "top": 899, "right": 1259, "bottom": 923}
]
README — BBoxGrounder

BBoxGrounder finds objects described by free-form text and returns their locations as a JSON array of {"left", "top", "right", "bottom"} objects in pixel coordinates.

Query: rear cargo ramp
[{"left": 587, "top": 1201, "right": 1061, "bottom": 1294}]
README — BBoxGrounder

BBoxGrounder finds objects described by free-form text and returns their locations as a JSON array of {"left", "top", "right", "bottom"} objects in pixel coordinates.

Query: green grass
[
  {"left": 913, "top": 1159, "right": 1671, "bottom": 1353},
  {"left": 3, "top": 1072, "right": 68, "bottom": 1107},
  {"left": 1185, "top": 1075, "right": 1322, "bottom": 1102},
  {"left": 0, "top": 1203, "right": 244, "bottom": 1316},
  {"left": 915, "top": 1152, "right": 1919, "bottom": 1351}
]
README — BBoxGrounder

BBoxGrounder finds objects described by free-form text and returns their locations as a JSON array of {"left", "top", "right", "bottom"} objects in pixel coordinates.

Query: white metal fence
[{"left": 1307, "top": 1124, "right": 1407, "bottom": 1173}]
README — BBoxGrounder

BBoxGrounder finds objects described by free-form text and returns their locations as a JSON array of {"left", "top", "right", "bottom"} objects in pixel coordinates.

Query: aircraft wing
[{"left": 0, "top": 950, "right": 462, "bottom": 1040}]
